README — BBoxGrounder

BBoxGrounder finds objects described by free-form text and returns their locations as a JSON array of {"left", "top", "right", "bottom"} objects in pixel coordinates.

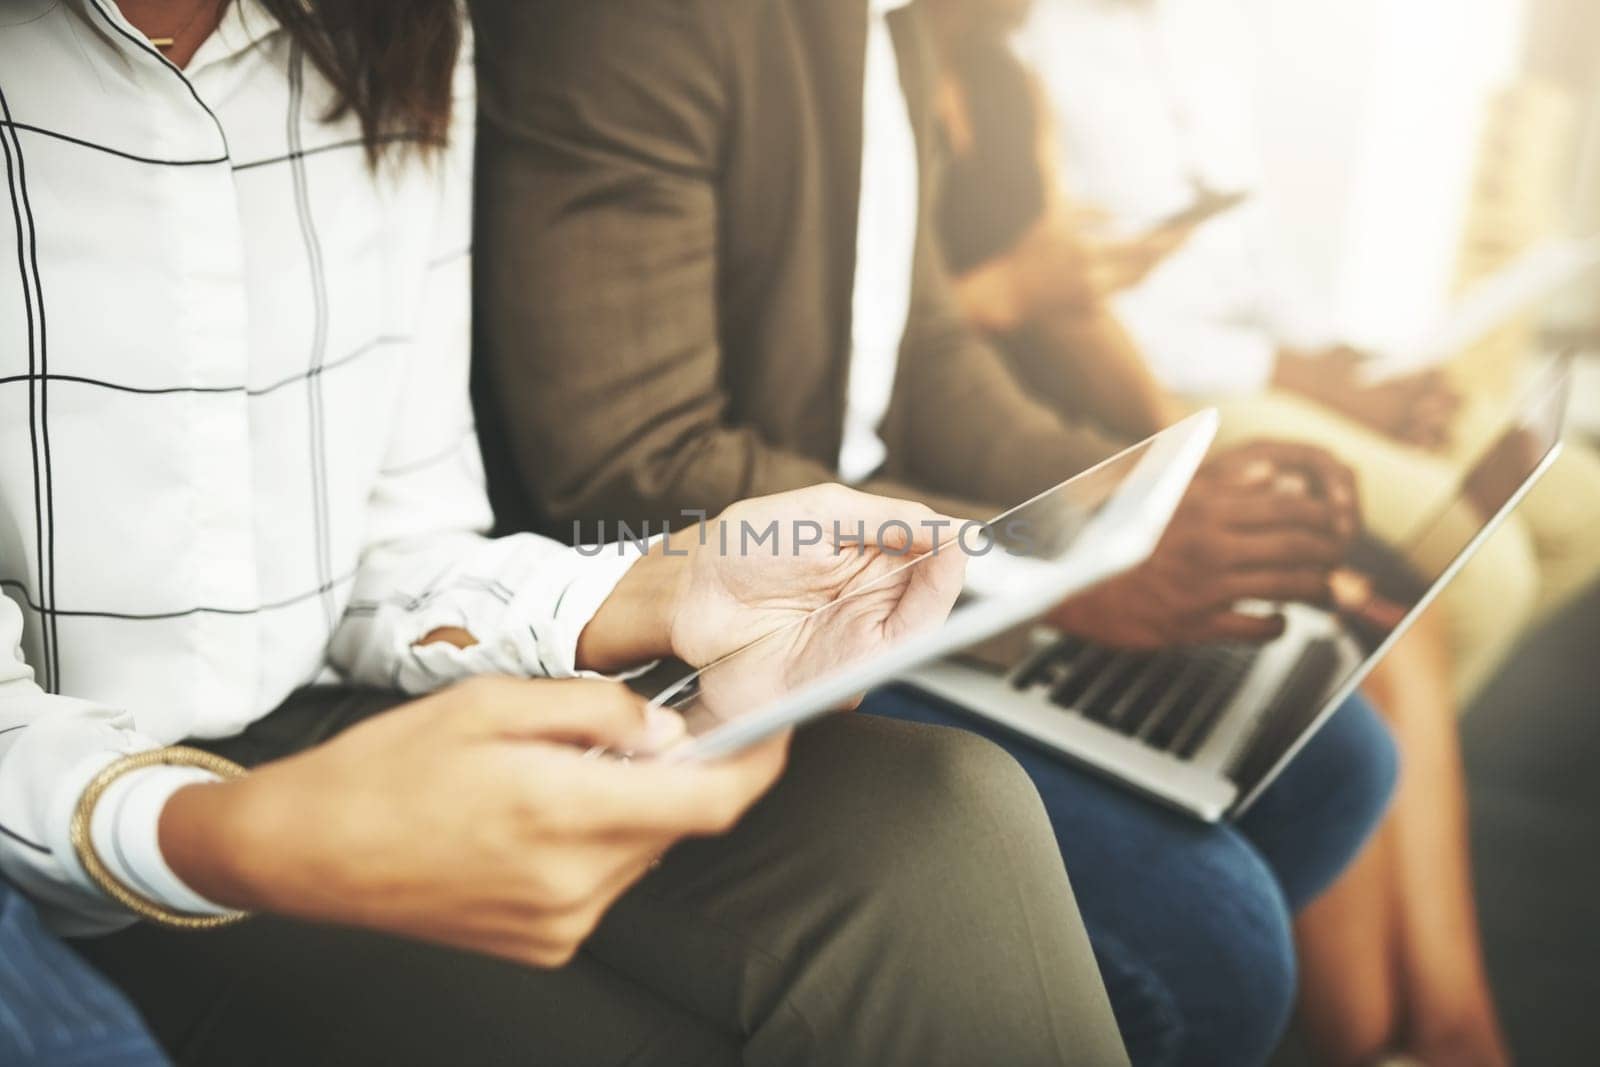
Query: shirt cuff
[
  {"left": 90, "top": 766, "right": 234, "bottom": 917},
  {"left": 397, "top": 540, "right": 654, "bottom": 690},
  {"left": 537, "top": 542, "right": 655, "bottom": 675}
]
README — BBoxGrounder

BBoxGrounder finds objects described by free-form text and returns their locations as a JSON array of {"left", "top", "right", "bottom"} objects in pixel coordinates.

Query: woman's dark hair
[{"left": 254, "top": 0, "right": 463, "bottom": 163}]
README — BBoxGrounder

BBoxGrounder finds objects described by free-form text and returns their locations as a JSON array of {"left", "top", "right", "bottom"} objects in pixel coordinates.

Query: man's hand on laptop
[{"left": 1048, "top": 441, "right": 1359, "bottom": 648}]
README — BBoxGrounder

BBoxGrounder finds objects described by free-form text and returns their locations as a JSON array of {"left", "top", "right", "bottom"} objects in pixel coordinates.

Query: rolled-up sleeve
[{"left": 0, "top": 593, "right": 164, "bottom": 934}]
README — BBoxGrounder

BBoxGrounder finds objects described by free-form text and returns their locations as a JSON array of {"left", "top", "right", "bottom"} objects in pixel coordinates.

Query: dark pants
[
  {"left": 73, "top": 687, "right": 1129, "bottom": 1067},
  {"left": 863, "top": 688, "right": 1398, "bottom": 1067}
]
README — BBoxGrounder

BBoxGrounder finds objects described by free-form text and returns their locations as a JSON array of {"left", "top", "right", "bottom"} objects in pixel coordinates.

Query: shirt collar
[{"left": 187, "top": 0, "right": 282, "bottom": 73}]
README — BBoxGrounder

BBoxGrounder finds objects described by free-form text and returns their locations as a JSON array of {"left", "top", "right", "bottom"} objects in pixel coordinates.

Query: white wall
[
  {"left": 1245, "top": 0, "right": 1528, "bottom": 351},
  {"left": 1242, "top": 0, "right": 1381, "bottom": 320}
]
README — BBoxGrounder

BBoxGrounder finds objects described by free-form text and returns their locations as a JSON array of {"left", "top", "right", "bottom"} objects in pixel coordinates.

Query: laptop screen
[
  {"left": 1231, "top": 360, "right": 1573, "bottom": 808},
  {"left": 1348, "top": 361, "right": 1570, "bottom": 656}
]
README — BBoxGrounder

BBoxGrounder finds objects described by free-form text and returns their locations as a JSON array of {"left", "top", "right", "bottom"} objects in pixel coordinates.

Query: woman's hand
[
  {"left": 577, "top": 484, "right": 967, "bottom": 671},
  {"left": 159, "top": 677, "right": 788, "bottom": 967}
]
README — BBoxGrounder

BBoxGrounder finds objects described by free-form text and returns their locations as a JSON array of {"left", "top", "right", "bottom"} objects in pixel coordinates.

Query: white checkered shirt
[{"left": 0, "top": 1, "right": 643, "bottom": 932}]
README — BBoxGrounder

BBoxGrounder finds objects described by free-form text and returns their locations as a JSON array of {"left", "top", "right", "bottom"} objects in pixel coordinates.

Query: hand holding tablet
[{"left": 632, "top": 411, "right": 1220, "bottom": 762}]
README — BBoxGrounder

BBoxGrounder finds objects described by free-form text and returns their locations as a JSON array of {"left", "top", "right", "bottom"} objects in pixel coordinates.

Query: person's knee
[
  {"left": 821, "top": 720, "right": 1059, "bottom": 905},
  {"left": 1174, "top": 849, "right": 1299, "bottom": 1067},
  {"left": 748, "top": 718, "right": 1123, "bottom": 1065},
  {"left": 891, "top": 719, "right": 1045, "bottom": 815},
  {"left": 1239, "top": 696, "right": 1397, "bottom": 909},
  {"left": 1093, "top": 835, "right": 1297, "bottom": 1067},
  {"left": 1225, "top": 875, "right": 1300, "bottom": 1064},
  {"left": 1090, "top": 931, "right": 1186, "bottom": 1067}
]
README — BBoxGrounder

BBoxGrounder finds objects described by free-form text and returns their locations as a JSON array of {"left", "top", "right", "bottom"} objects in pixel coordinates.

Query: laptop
[{"left": 903, "top": 361, "right": 1573, "bottom": 821}]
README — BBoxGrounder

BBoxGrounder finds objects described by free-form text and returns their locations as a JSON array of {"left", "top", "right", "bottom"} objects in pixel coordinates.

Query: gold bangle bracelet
[{"left": 69, "top": 746, "right": 251, "bottom": 930}]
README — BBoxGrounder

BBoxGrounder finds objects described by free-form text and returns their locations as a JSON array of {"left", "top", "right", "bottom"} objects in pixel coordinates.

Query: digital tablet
[{"left": 643, "top": 410, "right": 1219, "bottom": 763}]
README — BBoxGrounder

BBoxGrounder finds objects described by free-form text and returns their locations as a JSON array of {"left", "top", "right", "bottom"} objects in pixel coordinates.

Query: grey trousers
[{"left": 74, "top": 687, "right": 1128, "bottom": 1067}]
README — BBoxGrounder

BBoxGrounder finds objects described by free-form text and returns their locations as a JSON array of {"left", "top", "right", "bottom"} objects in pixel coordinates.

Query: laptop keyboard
[
  {"left": 1224, "top": 636, "right": 1345, "bottom": 787},
  {"left": 1012, "top": 637, "right": 1262, "bottom": 760}
]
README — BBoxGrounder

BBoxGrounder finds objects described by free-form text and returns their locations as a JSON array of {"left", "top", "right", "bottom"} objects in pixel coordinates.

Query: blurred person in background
[
  {"left": 471, "top": 1, "right": 1399, "bottom": 1064},
  {"left": 1014, "top": 0, "right": 1600, "bottom": 705},
  {"left": 921, "top": 0, "right": 1600, "bottom": 1063}
]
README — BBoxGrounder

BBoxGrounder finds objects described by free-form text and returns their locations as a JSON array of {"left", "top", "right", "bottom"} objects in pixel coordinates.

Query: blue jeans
[
  {"left": 862, "top": 688, "right": 1397, "bottom": 1067},
  {"left": 0, "top": 880, "right": 168, "bottom": 1066}
]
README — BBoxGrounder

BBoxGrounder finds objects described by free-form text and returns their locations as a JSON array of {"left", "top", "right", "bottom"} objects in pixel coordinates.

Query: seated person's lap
[
  {"left": 0, "top": 878, "right": 168, "bottom": 1066},
  {"left": 72, "top": 687, "right": 1127, "bottom": 1067},
  {"left": 861, "top": 686, "right": 1397, "bottom": 1067}
]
